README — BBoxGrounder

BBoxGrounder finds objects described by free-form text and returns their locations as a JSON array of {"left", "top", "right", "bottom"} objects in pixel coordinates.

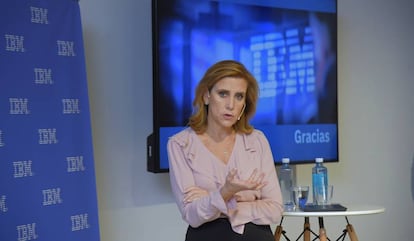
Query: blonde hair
[{"left": 189, "top": 60, "right": 259, "bottom": 134}]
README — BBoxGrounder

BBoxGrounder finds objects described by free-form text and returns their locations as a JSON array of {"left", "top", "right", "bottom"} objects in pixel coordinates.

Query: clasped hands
[{"left": 183, "top": 168, "right": 267, "bottom": 204}]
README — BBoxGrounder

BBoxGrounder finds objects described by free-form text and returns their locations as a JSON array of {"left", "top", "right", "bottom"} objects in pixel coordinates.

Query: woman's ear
[{"left": 203, "top": 91, "right": 210, "bottom": 105}]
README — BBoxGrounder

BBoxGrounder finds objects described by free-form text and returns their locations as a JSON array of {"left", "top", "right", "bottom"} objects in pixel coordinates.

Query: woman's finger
[{"left": 248, "top": 168, "right": 258, "bottom": 181}]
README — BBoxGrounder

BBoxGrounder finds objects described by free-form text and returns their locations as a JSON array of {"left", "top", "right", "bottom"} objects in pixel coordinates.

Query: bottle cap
[
  {"left": 282, "top": 158, "right": 290, "bottom": 164},
  {"left": 315, "top": 157, "right": 324, "bottom": 163}
]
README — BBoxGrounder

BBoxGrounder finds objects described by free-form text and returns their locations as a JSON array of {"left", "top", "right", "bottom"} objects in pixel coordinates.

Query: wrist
[{"left": 220, "top": 186, "right": 234, "bottom": 202}]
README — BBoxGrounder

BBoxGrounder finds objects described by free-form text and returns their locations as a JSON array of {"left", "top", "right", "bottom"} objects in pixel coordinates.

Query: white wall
[{"left": 79, "top": 0, "right": 414, "bottom": 240}]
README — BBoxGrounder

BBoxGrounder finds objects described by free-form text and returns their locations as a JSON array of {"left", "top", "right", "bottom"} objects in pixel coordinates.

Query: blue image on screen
[{"left": 153, "top": 0, "right": 338, "bottom": 169}]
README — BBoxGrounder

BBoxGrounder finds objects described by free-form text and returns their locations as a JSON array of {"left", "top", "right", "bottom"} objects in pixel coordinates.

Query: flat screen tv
[{"left": 148, "top": 0, "right": 338, "bottom": 173}]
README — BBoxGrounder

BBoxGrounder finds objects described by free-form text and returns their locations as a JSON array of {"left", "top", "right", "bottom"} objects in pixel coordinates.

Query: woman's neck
[{"left": 204, "top": 127, "right": 234, "bottom": 142}]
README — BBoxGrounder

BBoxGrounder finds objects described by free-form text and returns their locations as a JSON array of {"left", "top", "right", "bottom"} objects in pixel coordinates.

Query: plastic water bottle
[
  {"left": 279, "top": 158, "right": 294, "bottom": 211},
  {"left": 312, "top": 157, "right": 328, "bottom": 205}
]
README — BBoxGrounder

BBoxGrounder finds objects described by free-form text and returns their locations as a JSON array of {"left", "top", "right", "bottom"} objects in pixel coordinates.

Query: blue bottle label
[{"left": 312, "top": 173, "right": 327, "bottom": 204}]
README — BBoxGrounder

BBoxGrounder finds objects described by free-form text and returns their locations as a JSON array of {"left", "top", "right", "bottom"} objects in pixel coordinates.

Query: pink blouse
[{"left": 167, "top": 128, "right": 283, "bottom": 234}]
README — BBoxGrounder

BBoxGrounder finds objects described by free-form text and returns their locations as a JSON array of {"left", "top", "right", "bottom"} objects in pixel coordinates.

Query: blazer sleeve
[
  {"left": 228, "top": 131, "right": 284, "bottom": 227},
  {"left": 167, "top": 134, "right": 237, "bottom": 228}
]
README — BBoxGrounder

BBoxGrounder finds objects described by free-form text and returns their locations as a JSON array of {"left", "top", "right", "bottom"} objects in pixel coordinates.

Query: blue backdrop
[{"left": 0, "top": 1, "right": 100, "bottom": 240}]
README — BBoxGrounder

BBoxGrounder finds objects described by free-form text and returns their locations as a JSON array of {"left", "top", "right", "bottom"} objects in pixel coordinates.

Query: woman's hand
[
  {"left": 183, "top": 186, "right": 209, "bottom": 204},
  {"left": 220, "top": 168, "right": 267, "bottom": 201},
  {"left": 234, "top": 190, "right": 260, "bottom": 202}
]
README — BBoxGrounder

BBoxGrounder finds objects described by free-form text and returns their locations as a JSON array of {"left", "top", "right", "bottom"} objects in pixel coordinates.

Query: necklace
[{"left": 201, "top": 131, "right": 236, "bottom": 163}]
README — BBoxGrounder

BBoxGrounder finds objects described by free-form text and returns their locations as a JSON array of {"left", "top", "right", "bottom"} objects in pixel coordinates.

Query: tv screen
[{"left": 148, "top": 0, "right": 338, "bottom": 173}]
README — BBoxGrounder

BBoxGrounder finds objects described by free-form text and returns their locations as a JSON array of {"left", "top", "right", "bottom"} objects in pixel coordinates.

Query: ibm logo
[
  {"left": 67, "top": 156, "right": 86, "bottom": 172},
  {"left": 57, "top": 40, "right": 76, "bottom": 56},
  {"left": 0, "top": 130, "right": 4, "bottom": 147},
  {"left": 38, "top": 128, "right": 58, "bottom": 144},
  {"left": 30, "top": 6, "right": 49, "bottom": 24},
  {"left": 34, "top": 68, "right": 53, "bottom": 85},
  {"left": 42, "top": 188, "right": 63, "bottom": 206},
  {"left": 9, "top": 98, "right": 30, "bottom": 115},
  {"left": 0, "top": 195, "right": 8, "bottom": 213},
  {"left": 62, "top": 99, "right": 80, "bottom": 114},
  {"left": 5, "top": 34, "right": 25, "bottom": 52},
  {"left": 17, "top": 223, "right": 38, "bottom": 241},
  {"left": 71, "top": 213, "right": 90, "bottom": 231},
  {"left": 13, "top": 160, "right": 34, "bottom": 178}
]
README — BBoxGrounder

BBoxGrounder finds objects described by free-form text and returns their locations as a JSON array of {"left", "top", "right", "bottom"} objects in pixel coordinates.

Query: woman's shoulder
[
  {"left": 168, "top": 127, "right": 196, "bottom": 146},
  {"left": 244, "top": 129, "right": 267, "bottom": 140},
  {"left": 240, "top": 129, "right": 270, "bottom": 148},
  {"left": 168, "top": 128, "right": 202, "bottom": 162}
]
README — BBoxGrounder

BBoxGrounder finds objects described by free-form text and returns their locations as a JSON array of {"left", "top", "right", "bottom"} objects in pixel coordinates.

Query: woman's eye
[
  {"left": 236, "top": 94, "right": 244, "bottom": 100},
  {"left": 218, "top": 91, "right": 228, "bottom": 97}
]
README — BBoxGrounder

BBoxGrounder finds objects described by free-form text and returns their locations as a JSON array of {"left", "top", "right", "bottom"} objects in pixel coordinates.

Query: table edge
[{"left": 283, "top": 204, "right": 385, "bottom": 217}]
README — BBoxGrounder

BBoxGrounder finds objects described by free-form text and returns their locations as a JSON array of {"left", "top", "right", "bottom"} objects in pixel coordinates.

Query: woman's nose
[{"left": 226, "top": 98, "right": 235, "bottom": 110}]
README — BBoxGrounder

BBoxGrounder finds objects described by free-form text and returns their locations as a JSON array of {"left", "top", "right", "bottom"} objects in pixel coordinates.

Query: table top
[{"left": 283, "top": 204, "right": 385, "bottom": 217}]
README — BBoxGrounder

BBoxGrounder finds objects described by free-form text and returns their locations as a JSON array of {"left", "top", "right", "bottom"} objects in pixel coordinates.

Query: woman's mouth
[{"left": 223, "top": 113, "right": 234, "bottom": 119}]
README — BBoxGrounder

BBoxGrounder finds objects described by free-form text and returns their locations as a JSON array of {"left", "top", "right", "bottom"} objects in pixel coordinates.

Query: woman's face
[{"left": 204, "top": 76, "right": 247, "bottom": 131}]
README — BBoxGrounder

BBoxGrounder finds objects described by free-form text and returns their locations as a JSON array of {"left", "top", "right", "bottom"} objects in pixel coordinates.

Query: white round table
[
  {"left": 274, "top": 204, "right": 385, "bottom": 241},
  {"left": 283, "top": 204, "right": 385, "bottom": 217}
]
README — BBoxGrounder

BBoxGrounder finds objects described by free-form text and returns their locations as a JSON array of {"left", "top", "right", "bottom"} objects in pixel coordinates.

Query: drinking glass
[
  {"left": 327, "top": 185, "right": 334, "bottom": 204},
  {"left": 314, "top": 184, "right": 334, "bottom": 205},
  {"left": 292, "top": 186, "right": 309, "bottom": 210}
]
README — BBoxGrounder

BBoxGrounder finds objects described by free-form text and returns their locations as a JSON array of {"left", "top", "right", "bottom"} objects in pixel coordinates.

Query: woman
[{"left": 167, "top": 60, "right": 283, "bottom": 241}]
